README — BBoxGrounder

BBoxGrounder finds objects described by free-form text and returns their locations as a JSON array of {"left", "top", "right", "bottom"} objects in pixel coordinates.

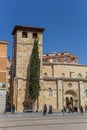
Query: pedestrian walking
[
  {"left": 11, "top": 104, "right": 15, "bottom": 114},
  {"left": 43, "top": 104, "right": 47, "bottom": 115},
  {"left": 48, "top": 105, "right": 53, "bottom": 114},
  {"left": 85, "top": 104, "right": 87, "bottom": 112},
  {"left": 80, "top": 105, "right": 83, "bottom": 114}
]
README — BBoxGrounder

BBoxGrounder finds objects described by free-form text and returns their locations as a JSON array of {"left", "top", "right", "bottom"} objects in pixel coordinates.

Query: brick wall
[{"left": 0, "top": 43, "right": 7, "bottom": 83}]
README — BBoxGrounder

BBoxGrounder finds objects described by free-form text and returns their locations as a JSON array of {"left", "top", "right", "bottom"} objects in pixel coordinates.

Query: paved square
[{"left": 0, "top": 112, "right": 87, "bottom": 130}]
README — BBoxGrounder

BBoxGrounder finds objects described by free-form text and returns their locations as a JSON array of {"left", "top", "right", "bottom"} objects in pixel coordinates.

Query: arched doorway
[
  {"left": 65, "top": 90, "right": 78, "bottom": 108},
  {"left": 70, "top": 97, "right": 73, "bottom": 107},
  {"left": 65, "top": 97, "right": 73, "bottom": 107}
]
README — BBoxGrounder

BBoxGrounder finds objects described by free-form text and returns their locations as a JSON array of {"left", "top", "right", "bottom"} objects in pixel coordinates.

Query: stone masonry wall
[{"left": 13, "top": 30, "right": 43, "bottom": 112}]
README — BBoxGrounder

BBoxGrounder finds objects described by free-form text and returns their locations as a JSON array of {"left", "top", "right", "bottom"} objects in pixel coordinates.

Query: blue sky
[{"left": 0, "top": 0, "right": 87, "bottom": 64}]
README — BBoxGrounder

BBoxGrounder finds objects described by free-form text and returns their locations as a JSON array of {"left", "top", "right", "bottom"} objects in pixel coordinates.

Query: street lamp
[{"left": 62, "top": 74, "right": 64, "bottom": 116}]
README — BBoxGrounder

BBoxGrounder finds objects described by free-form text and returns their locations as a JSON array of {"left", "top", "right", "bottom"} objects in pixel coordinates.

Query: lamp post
[{"left": 62, "top": 74, "right": 64, "bottom": 116}]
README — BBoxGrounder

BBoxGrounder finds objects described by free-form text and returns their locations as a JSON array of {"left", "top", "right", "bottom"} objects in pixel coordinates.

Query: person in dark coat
[
  {"left": 80, "top": 105, "right": 83, "bottom": 114},
  {"left": 11, "top": 104, "right": 15, "bottom": 114},
  {"left": 43, "top": 104, "right": 47, "bottom": 115},
  {"left": 48, "top": 105, "right": 53, "bottom": 114}
]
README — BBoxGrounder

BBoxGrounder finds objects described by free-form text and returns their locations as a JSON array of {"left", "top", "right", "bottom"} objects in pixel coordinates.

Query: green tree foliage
[{"left": 29, "top": 40, "right": 40, "bottom": 101}]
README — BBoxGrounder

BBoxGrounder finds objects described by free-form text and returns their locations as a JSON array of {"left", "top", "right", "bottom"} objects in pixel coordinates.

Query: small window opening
[
  {"left": 64, "top": 57, "right": 67, "bottom": 62},
  {"left": 33, "top": 33, "right": 38, "bottom": 39},
  {"left": 56, "top": 57, "right": 60, "bottom": 62},
  {"left": 22, "top": 32, "right": 27, "bottom": 38},
  {"left": 48, "top": 88, "right": 52, "bottom": 97},
  {"left": 44, "top": 73, "right": 48, "bottom": 76}
]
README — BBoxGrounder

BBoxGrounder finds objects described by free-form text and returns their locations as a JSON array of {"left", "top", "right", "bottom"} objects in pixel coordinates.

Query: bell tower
[{"left": 11, "top": 25, "right": 45, "bottom": 112}]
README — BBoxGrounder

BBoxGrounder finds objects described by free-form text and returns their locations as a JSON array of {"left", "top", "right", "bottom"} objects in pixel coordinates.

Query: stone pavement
[
  {"left": 0, "top": 111, "right": 86, "bottom": 120},
  {"left": 0, "top": 112, "right": 87, "bottom": 130}
]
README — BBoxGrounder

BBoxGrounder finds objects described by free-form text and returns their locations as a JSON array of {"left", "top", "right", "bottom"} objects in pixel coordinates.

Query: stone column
[
  {"left": 58, "top": 80, "right": 63, "bottom": 111},
  {"left": 78, "top": 81, "right": 81, "bottom": 110},
  {"left": 56, "top": 80, "right": 58, "bottom": 109},
  {"left": 79, "top": 81, "right": 84, "bottom": 107}
]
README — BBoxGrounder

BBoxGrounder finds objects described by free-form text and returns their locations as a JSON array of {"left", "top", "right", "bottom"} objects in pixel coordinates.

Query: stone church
[{"left": 11, "top": 25, "right": 87, "bottom": 112}]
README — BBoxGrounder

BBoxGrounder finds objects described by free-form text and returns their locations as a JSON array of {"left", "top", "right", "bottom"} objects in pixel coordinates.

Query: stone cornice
[
  {"left": 43, "top": 62, "right": 87, "bottom": 67},
  {"left": 0, "top": 40, "right": 8, "bottom": 44},
  {"left": 42, "top": 76, "right": 87, "bottom": 82}
]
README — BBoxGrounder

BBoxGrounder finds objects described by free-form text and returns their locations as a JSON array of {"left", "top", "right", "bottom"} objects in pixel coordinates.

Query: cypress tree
[{"left": 29, "top": 40, "right": 40, "bottom": 102}]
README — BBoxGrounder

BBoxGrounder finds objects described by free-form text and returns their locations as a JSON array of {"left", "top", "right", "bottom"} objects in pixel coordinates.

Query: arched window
[
  {"left": 62, "top": 73, "right": 65, "bottom": 77},
  {"left": 66, "top": 97, "right": 69, "bottom": 106},
  {"left": 68, "top": 83, "right": 72, "bottom": 87},
  {"left": 22, "top": 31, "right": 27, "bottom": 38},
  {"left": 48, "top": 88, "right": 52, "bottom": 97},
  {"left": 33, "top": 32, "right": 38, "bottom": 39}
]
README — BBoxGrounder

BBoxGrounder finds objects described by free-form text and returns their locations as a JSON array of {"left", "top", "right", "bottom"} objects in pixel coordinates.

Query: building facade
[
  {"left": 6, "top": 58, "right": 12, "bottom": 111},
  {"left": 43, "top": 52, "right": 78, "bottom": 64},
  {"left": 0, "top": 41, "right": 8, "bottom": 113},
  {"left": 11, "top": 25, "right": 87, "bottom": 112},
  {"left": 11, "top": 25, "right": 44, "bottom": 112}
]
